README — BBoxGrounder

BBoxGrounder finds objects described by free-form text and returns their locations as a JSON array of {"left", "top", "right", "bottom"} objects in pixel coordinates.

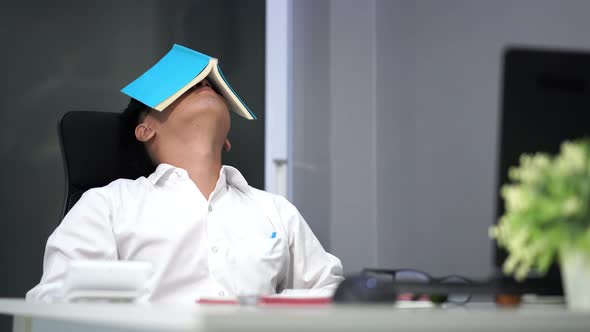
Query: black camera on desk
[
  {"left": 333, "top": 269, "right": 473, "bottom": 305},
  {"left": 332, "top": 268, "right": 563, "bottom": 305}
]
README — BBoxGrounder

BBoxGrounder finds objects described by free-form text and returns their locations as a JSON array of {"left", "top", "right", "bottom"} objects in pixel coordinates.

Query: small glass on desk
[{"left": 362, "top": 268, "right": 473, "bottom": 305}]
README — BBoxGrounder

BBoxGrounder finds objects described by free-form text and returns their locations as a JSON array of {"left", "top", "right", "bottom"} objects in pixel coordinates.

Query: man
[{"left": 27, "top": 76, "right": 343, "bottom": 303}]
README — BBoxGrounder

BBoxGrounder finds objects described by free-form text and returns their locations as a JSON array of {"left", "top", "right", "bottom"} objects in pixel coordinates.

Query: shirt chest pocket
[{"left": 218, "top": 236, "right": 289, "bottom": 296}]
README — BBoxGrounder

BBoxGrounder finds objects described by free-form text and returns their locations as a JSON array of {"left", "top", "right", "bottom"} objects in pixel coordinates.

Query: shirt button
[
  {"left": 218, "top": 291, "right": 225, "bottom": 296},
  {"left": 211, "top": 246, "right": 218, "bottom": 254},
  {"left": 208, "top": 205, "right": 213, "bottom": 212}
]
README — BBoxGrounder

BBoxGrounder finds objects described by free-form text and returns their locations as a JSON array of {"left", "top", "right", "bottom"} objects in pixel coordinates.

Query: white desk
[{"left": 1, "top": 298, "right": 590, "bottom": 332}]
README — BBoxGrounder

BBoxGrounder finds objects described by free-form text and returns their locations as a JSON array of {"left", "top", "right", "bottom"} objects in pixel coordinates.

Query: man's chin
[{"left": 188, "top": 110, "right": 229, "bottom": 131}]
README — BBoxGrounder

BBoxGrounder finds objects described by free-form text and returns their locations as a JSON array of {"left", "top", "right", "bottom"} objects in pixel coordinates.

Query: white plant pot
[{"left": 560, "top": 246, "right": 590, "bottom": 310}]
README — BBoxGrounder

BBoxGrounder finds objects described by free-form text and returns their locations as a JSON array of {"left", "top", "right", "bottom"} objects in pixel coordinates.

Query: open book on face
[{"left": 121, "top": 44, "right": 256, "bottom": 120}]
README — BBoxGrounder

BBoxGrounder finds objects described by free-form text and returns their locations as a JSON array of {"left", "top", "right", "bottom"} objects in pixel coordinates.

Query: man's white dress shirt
[{"left": 27, "top": 164, "right": 343, "bottom": 302}]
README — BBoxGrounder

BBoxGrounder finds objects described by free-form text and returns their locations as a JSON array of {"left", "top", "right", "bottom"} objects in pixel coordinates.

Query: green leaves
[{"left": 490, "top": 138, "right": 590, "bottom": 280}]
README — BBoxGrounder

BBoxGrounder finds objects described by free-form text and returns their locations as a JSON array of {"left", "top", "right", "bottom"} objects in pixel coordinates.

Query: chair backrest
[{"left": 58, "top": 111, "right": 155, "bottom": 217}]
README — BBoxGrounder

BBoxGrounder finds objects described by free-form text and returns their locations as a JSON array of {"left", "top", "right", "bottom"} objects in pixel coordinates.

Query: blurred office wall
[
  {"left": 291, "top": 0, "right": 590, "bottom": 276},
  {"left": 0, "top": 0, "right": 264, "bottom": 329}
]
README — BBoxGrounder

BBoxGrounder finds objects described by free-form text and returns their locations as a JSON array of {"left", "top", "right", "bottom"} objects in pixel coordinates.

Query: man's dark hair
[{"left": 120, "top": 98, "right": 156, "bottom": 175}]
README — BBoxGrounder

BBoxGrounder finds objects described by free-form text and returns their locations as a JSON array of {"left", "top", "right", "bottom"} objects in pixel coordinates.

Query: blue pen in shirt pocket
[{"left": 263, "top": 232, "right": 278, "bottom": 255}]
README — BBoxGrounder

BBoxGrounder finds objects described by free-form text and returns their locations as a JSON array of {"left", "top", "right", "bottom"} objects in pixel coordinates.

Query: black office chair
[{"left": 58, "top": 111, "right": 155, "bottom": 217}]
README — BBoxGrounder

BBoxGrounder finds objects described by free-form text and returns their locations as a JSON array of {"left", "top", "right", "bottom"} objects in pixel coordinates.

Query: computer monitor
[{"left": 495, "top": 46, "right": 590, "bottom": 295}]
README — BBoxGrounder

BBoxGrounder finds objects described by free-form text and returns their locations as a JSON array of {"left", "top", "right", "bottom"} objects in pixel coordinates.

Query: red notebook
[
  {"left": 197, "top": 295, "right": 332, "bottom": 306},
  {"left": 258, "top": 295, "right": 332, "bottom": 306}
]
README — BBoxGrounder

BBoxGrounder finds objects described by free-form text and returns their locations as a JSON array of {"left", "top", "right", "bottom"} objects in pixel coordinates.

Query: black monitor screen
[{"left": 495, "top": 47, "right": 590, "bottom": 295}]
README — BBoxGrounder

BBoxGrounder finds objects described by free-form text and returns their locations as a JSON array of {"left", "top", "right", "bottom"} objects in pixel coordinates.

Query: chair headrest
[{"left": 59, "top": 111, "right": 154, "bottom": 192}]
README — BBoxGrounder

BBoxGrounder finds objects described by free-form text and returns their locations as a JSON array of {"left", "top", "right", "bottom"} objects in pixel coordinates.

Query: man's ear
[
  {"left": 135, "top": 123, "right": 155, "bottom": 142},
  {"left": 223, "top": 138, "right": 232, "bottom": 152}
]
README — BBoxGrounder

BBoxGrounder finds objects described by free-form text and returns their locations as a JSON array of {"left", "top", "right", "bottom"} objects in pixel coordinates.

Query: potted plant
[{"left": 490, "top": 138, "right": 590, "bottom": 309}]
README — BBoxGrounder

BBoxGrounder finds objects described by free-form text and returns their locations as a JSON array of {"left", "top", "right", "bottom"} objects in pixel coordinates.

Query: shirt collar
[{"left": 147, "top": 163, "right": 250, "bottom": 193}]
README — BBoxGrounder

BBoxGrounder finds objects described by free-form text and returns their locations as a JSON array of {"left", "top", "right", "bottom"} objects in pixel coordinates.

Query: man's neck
[{"left": 158, "top": 141, "right": 223, "bottom": 201}]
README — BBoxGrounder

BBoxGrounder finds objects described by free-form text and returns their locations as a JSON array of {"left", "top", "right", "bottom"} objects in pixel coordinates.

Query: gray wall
[
  {"left": 291, "top": 0, "right": 590, "bottom": 277},
  {"left": 0, "top": 1, "right": 264, "bottom": 329},
  {"left": 329, "top": 1, "right": 379, "bottom": 273},
  {"left": 292, "top": 0, "right": 332, "bottom": 249}
]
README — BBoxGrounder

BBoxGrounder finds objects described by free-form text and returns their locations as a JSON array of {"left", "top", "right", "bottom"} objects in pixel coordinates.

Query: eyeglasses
[{"left": 362, "top": 268, "right": 473, "bottom": 305}]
